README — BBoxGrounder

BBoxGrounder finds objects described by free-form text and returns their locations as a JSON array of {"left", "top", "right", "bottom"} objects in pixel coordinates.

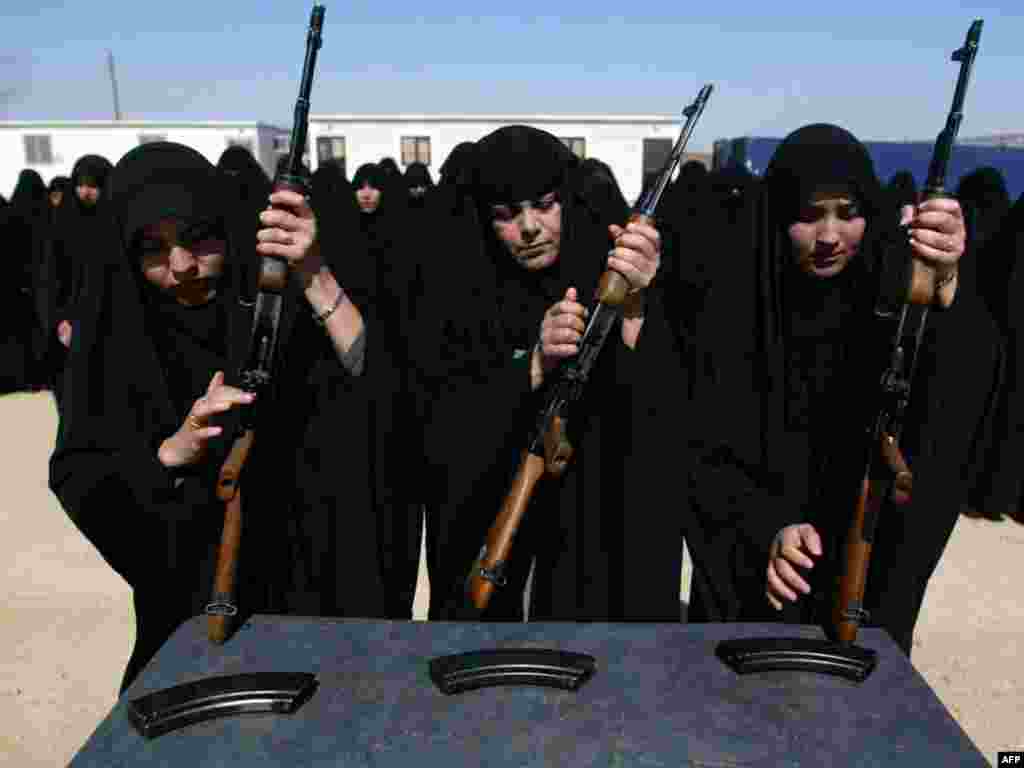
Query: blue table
[{"left": 70, "top": 616, "right": 987, "bottom": 767}]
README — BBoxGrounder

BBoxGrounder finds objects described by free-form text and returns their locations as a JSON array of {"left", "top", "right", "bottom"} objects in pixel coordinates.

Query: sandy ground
[{"left": 1, "top": 391, "right": 1021, "bottom": 766}]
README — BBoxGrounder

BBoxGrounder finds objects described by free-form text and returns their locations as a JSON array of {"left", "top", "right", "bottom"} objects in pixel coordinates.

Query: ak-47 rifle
[
  {"left": 206, "top": 5, "right": 326, "bottom": 645},
  {"left": 832, "top": 18, "right": 983, "bottom": 648},
  {"left": 462, "top": 84, "right": 714, "bottom": 615},
  {"left": 717, "top": 20, "right": 982, "bottom": 682}
]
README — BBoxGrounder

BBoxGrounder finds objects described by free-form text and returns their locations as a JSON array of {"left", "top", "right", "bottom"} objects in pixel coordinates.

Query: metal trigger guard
[
  {"left": 716, "top": 638, "right": 877, "bottom": 683},
  {"left": 127, "top": 672, "right": 318, "bottom": 739},
  {"left": 428, "top": 649, "right": 597, "bottom": 695}
]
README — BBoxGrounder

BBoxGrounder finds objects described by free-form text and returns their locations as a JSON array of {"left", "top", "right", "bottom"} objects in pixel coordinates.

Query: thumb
[
  {"left": 800, "top": 524, "right": 823, "bottom": 557},
  {"left": 207, "top": 371, "right": 224, "bottom": 393},
  {"left": 899, "top": 204, "right": 915, "bottom": 228},
  {"left": 608, "top": 223, "right": 623, "bottom": 239}
]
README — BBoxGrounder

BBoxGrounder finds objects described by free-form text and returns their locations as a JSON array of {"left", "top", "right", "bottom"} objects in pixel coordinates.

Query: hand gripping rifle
[
  {"left": 717, "top": 20, "right": 982, "bottom": 682},
  {"left": 206, "top": 5, "right": 326, "bottom": 646},
  {"left": 461, "top": 85, "right": 714, "bottom": 619}
]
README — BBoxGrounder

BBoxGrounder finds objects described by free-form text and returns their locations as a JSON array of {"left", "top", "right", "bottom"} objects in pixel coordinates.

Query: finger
[
  {"left": 909, "top": 237, "right": 960, "bottom": 266},
  {"left": 775, "top": 559, "right": 811, "bottom": 595},
  {"left": 260, "top": 208, "right": 305, "bottom": 232},
  {"left": 799, "top": 525, "right": 823, "bottom": 557},
  {"left": 911, "top": 210, "right": 962, "bottom": 234},
  {"left": 194, "top": 426, "right": 223, "bottom": 440},
  {"left": 910, "top": 227, "right": 960, "bottom": 251},
  {"left": 780, "top": 543, "right": 815, "bottom": 570},
  {"left": 624, "top": 221, "right": 662, "bottom": 251},
  {"left": 915, "top": 197, "right": 963, "bottom": 218},
  {"left": 899, "top": 204, "right": 915, "bottom": 228},
  {"left": 268, "top": 190, "right": 309, "bottom": 210},
  {"left": 551, "top": 327, "right": 582, "bottom": 345},
  {"left": 608, "top": 223, "right": 624, "bottom": 240},
  {"left": 554, "top": 313, "right": 587, "bottom": 333},
  {"left": 257, "top": 242, "right": 301, "bottom": 259},
  {"left": 207, "top": 371, "right": 224, "bottom": 394},
  {"left": 766, "top": 591, "right": 783, "bottom": 612},
  {"left": 545, "top": 344, "right": 580, "bottom": 359},
  {"left": 613, "top": 232, "right": 659, "bottom": 260},
  {"left": 608, "top": 258, "right": 648, "bottom": 290},
  {"left": 767, "top": 563, "right": 798, "bottom": 602},
  {"left": 554, "top": 299, "right": 588, "bottom": 318},
  {"left": 256, "top": 227, "right": 294, "bottom": 244}
]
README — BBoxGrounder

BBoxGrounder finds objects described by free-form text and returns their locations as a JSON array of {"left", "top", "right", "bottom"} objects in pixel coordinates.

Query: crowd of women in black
[{"left": 1, "top": 124, "right": 1021, "bottom": 692}]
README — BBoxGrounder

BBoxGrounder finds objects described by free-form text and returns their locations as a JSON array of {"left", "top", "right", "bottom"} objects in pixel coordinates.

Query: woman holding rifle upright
[
  {"left": 402, "top": 125, "right": 738, "bottom": 623},
  {"left": 48, "top": 141, "right": 367, "bottom": 691},
  {"left": 685, "top": 124, "right": 1003, "bottom": 655}
]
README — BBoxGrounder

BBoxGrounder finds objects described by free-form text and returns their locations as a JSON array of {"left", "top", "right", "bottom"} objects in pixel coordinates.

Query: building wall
[
  {"left": 309, "top": 117, "right": 685, "bottom": 204},
  {"left": 0, "top": 124, "right": 272, "bottom": 196}
]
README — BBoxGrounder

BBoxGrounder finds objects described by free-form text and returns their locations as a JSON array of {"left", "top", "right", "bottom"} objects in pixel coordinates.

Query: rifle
[
  {"left": 463, "top": 84, "right": 714, "bottom": 615},
  {"left": 832, "top": 18, "right": 983, "bottom": 647},
  {"left": 717, "top": 20, "right": 983, "bottom": 681},
  {"left": 206, "top": 5, "right": 326, "bottom": 645}
]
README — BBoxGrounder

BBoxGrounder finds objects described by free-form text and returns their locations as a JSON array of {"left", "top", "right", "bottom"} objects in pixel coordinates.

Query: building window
[
  {"left": 560, "top": 137, "right": 586, "bottom": 159},
  {"left": 138, "top": 134, "right": 167, "bottom": 145},
  {"left": 23, "top": 135, "right": 54, "bottom": 165},
  {"left": 401, "top": 136, "right": 431, "bottom": 166},
  {"left": 642, "top": 138, "right": 673, "bottom": 195},
  {"left": 316, "top": 136, "right": 346, "bottom": 175},
  {"left": 226, "top": 137, "right": 254, "bottom": 154}
]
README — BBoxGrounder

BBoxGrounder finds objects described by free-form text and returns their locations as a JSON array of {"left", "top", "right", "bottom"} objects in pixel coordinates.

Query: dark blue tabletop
[{"left": 70, "top": 616, "right": 986, "bottom": 767}]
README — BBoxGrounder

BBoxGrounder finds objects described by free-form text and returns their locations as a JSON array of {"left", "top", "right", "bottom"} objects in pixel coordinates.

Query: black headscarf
[
  {"left": 439, "top": 142, "right": 477, "bottom": 187},
  {"left": 48, "top": 175, "right": 71, "bottom": 200},
  {"left": 403, "top": 161, "right": 434, "bottom": 200},
  {"left": 956, "top": 167, "right": 1012, "bottom": 319}
]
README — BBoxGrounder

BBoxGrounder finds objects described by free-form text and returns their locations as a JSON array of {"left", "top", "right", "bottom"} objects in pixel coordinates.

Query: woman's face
[
  {"left": 490, "top": 191, "right": 562, "bottom": 271},
  {"left": 356, "top": 182, "right": 381, "bottom": 213},
  {"left": 138, "top": 217, "right": 226, "bottom": 306},
  {"left": 787, "top": 185, "right": 866, "bottom": 278}
]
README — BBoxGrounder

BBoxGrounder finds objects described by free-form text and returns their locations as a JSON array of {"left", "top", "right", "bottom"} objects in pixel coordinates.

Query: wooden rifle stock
[
  {"left": 833, "top": 432, "right": 913, "bottom": 646},
  {"left": 466, "top": 452, "right": 547, "bottom": 611},
  {"left": 208, "top": 430, "right": 255, "bottom": 644}
]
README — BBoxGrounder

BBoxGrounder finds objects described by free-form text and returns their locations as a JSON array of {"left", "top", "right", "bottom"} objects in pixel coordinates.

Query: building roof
[
  {"left": 0, "top": 121, "right": 282, "bottom": 130},
  {"left": 309, "top": 113, "right": 681, "bottom": 124}
]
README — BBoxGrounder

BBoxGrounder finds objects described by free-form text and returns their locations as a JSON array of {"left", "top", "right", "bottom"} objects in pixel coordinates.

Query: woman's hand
[
  {"left": 766, "top": 523, "right": 823, "bottom": 611},
  {"left": 530, "top": 287, "right": 588, "bottom": 390},
  {"left": 257, "top": 189, "right": 323, "bottom": 289},
  {"left": 607, "top": 220, "right": 662, "bottom": 293},
  {"left": 157, "top": 372, "right": 255, "bottom": 469},
  {"left": 900, "top": 197, "right": 965, "bottom": 307}
]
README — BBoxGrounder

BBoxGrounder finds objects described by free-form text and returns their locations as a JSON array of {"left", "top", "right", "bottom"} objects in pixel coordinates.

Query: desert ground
[{"left": 2, "top": 391, "right": 1021, "bottom": 766}]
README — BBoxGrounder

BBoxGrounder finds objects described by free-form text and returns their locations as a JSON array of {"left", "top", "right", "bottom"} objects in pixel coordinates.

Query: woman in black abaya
[
  {"left": 696, "top": 124, "right": 1001, "bottom": 655},
  {"left": 1, "top": 169, "right": 49, "bottom": 393},
  {"left": 35, "top": 155, "right": 113, "bottom": 396},
  {"left": 49, "top": 142, "right": 363, "bottom": 690},
  {"left": 405, "top": 125, "right": 733, "bottom": 622}
]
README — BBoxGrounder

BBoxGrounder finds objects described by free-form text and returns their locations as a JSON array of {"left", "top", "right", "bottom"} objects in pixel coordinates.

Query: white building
[
  {"left": 2, "top": 115, "right": 706, "bottom": 205},
  {"left": 0, "top": 121, "right": 287, "bottom": 196},
  {"left": 308, "top": 114, "right": 703, "bottom": 204}
]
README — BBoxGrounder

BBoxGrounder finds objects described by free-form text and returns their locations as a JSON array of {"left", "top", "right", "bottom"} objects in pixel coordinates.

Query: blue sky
[{"left": 3, "top": 1, "right": 1023, "bottom": 151}]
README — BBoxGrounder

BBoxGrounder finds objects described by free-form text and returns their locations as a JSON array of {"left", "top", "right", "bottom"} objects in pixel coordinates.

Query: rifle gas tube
[
  {"left": 464, "top": 84, "right": 714, "bottom": 616},
  {"left": 717, "top": 20, "right": 982, "bottom": 682},
  {"left": 206, "top": 4, "right": 326, "bottom": 645}
]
